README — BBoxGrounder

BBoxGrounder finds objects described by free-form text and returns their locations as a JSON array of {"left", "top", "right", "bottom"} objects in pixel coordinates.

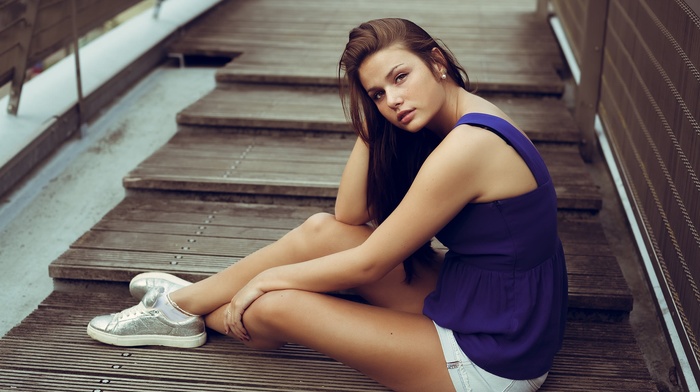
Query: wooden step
[
  {"left": 49, "top": 196, "right": 631, "bottom": 315},
  {"left": 170, "top": 0, "right": 564, "bottom": 94},
  {"left": 176, "top": 84, "right": 580, "bottom": 143},
  {"left": 0, "top": 290, "right": 385, "bottom": 391},
  {"left": 0, "top": 289, "right": 654, "bottom": 391},
  {"left": 177, "top": 85, "right": 349, "bottom": 134},
  {"left": 122, "top": 130, "right": 602, "bottom": 211},
  {"left": 214, "top": 50, "right": 564, "bottom": 94}
]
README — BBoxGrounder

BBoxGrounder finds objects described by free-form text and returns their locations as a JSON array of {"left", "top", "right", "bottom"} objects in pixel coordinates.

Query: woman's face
[{"left": 359, "top": 44, "right": 446, "bottom": 133}]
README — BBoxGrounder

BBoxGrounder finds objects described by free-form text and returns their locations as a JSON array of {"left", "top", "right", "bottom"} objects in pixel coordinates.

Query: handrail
[
  {"left": 542, "top": 1, "right": 700, "bottom": 389},
  {"left": 1, "top": 0, "right": 145, "bottom": 115},
  {"left": 0, "top": 0, "right": 222, "bottom": 201}
]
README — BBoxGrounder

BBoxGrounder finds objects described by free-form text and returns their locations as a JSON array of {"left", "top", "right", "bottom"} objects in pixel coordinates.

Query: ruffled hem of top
[{"left": 423, "top": 245, "right": 567, "bottom": 379}]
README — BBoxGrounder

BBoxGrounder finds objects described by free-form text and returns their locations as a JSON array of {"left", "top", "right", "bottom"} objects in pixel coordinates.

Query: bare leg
[
  {"left": 169, "top": 212, "right": 440, "bottom": 329},
  {"left": 169, "top": 212, "right": 448, "bottom": 390},
  {"left": 169, "top": 212, "right": 374, "bottom": 314},
  {"left": 242, "top": 290, "right": 454, "bottom": 392}
]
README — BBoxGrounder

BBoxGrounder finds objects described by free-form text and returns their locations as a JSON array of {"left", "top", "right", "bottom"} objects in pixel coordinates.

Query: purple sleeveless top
[{"left": 423, "top": 113, "right": 568, "bottom": 380}]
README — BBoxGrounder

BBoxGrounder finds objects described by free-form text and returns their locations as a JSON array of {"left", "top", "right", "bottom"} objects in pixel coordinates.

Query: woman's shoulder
[
  {"left": 456, "top": 94, "right": 524, "bottom": 134},
  {"left": 426, "top": 125, "right": 502, "bottom": 183},
  {"left": 440, "top": 121, "right": 510, "bottom": 157}
]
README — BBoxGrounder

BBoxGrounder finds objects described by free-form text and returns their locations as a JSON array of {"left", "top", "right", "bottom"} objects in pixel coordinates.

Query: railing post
[
  {"left": 7, "top": 0, "right": 39, "bottom": 115},
  {"left": 154, "top": 0, "right": 166, "bottom": 19},
  {"left": 575, "top": 0, "right": 609, "bottom": 162},
  {"left": 70, "top": 0, "right": 85, "bottom": 129},
  {"left": 536, "top": 0, "right": 550, "bottom": 18}
]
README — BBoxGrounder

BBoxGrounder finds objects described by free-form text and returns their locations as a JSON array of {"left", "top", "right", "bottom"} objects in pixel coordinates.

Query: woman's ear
[{"left": 430, "top": 47, "right": 448, "bottom": 76}]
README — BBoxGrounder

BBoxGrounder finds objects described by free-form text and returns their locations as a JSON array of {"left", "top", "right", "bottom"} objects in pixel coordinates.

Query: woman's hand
[{"left": 223, "top": 281, "right": 265, "bottom": 341}]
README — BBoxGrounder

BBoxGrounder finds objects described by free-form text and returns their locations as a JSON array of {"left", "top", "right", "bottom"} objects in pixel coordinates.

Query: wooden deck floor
[
  {"left": 121, "top": 129, "right": 600, "bottom": 210},
  {"left": 0, "top": 0, "right": 657, "bottom": 390},
  {"left": 171, "top": 0, "right": 564, "bottom": 93},
  {"left": 49, "top": 196, "right": 631, "bottom": 314},
  {"left": 0, "top": 289, "right": 655, "bottom": 391},
  {"left": 174, "top": 85, "right": 580, "bottom": 142}
]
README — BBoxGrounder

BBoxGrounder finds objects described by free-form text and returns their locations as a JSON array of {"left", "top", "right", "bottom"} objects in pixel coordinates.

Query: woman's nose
[{"left": 385, "top": 89, "right": 403, "bottom": 108}]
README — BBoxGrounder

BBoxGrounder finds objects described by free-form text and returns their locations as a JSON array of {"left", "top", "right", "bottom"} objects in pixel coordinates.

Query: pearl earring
[{"left": 441, "top": 73, "right": 447, "bottom": 80}]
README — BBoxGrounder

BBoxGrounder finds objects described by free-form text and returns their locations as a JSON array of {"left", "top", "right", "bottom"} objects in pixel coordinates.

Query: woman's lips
[{"left": 397, "top": 109, "right": 415, "bottom": 125}]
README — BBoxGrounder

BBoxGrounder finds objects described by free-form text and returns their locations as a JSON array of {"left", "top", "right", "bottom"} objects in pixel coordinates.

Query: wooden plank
[
  {"left": 176, "top": 84, "right": 579, "bottom": 142},
  {"left": 217, "top": 62, "right": 564, "bottom": 95},
  {"left": 172, "top": 1, "right": 559, "bottom": 37},
  {"left": 174, "top": 33, "right": 560, "bottom": 55},
  {"left": 210, "top": 46, "right": 562, "bottom": 95},
  {"left": 170, "top": 0, "right": 564, "bottom": 94},
  {"left": 176, "top": 85, "right": 349, "bottom": 133},
  {"left": 49, "top": 196, "right": 631, "bottom": 313},
  {"left": 122, "top": 131, "right": 601, "bottom": 211},
  {"left": 0, "top": 293, "right": 386, "bottom": 391},
  {"left": 0, "top": 289, "right": 655, "bottom": 391}
]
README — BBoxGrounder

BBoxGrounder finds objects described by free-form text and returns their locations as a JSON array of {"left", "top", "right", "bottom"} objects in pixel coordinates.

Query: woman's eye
[
  {"left": 372, "top": 91, "right": 384, "bottom": 101},
  {"left": 395, "top": 73, "right": 407, "bottom": 83}
]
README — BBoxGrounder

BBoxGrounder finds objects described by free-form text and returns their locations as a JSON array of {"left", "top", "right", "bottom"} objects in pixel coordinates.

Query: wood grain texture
[
  {"left": 50, "top": 196, "right": 630, "bottom": 313},
  {"left": 170, "top": 0, "right": 564, "bottom": 94},
  {"left": 122, "top": 130, "right": 601, "bottom": 211},
  {"left": 3, "top": 0, "right": 658, "bottom": 389},
  {"left": 0, "top": 289, "right": 655, "bottom": 391}
]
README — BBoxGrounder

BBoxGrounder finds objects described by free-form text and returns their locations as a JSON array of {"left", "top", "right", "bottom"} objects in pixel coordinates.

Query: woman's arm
[
  {"left": 335, "top": 136, "right": 371, "bottom": 225},
  {"left": 269, "top": 128, "right": 489, "bottom": 289},
  {"left": 226, "top": 126, "right": 493, "bottom": 339}
]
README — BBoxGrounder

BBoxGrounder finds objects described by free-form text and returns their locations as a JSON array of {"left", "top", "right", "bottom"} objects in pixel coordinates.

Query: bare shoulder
[
  {"left": 432, "top": 121, "right": 537, "bottom": 203},
  {"left": 414, "top": 125, "right": 506, "bottom": 201},
  {"left": 434, "top": 123, "right": 512, "bottom": 164}
]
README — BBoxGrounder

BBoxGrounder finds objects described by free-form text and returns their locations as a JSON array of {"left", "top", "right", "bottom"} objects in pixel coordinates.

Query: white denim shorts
[{"left": 433, "top": 322, "right": 548, "bottom": 392}]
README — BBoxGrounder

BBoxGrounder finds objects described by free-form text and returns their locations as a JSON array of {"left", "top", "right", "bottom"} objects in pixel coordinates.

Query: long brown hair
[{"left": 339, "top": 18, "right": 470, "bottom": 282}]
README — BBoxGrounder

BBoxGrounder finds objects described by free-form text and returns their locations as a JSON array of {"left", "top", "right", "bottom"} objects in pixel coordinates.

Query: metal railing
[
  {"left": 0, "top": 0, "right": 153, "bottom": 116},
  {"left": 543, "top": 1, "right": 700, "bottom": 389}
]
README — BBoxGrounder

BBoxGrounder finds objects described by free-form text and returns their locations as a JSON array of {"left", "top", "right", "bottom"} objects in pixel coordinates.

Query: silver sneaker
[
  {"left": 129, "top": 272, "right": 192, "bottom": 300},
  {"left": 87, "top": 288, "right": 206, "bottom": 348}
]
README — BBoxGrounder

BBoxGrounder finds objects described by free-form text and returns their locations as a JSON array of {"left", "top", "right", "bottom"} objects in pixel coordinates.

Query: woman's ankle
[{"left": 153, "top": 292, "right": 198, "bottom": 321}]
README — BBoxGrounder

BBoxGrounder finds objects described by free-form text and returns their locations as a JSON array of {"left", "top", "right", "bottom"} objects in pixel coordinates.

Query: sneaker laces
[
  {"left": 115, "top": 303, "right": 150, "bottom": 321},
  {"left": 113, "top": 287, "right": 162, "bottom": 322}
]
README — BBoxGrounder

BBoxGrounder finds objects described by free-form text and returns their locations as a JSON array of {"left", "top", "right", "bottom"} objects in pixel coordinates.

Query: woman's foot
[
  {"left": 87, "top": 288, "right": 206, "bottom": 348},
  {"left": 129, "top": 272, "right": 192, "bottom": 300}
]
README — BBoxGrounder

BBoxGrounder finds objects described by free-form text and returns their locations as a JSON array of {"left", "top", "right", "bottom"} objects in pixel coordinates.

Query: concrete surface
[
  {"left": 0, "top": 0, "right": 221, "bottom": 171},
  {"left": 0, "top": 65, "right": 216, "bottom": 336}
]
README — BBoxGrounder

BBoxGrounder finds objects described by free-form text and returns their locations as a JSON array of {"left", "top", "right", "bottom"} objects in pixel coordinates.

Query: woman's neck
[{"left": 427, "top": 85, "right": 473, "bottom": 138}]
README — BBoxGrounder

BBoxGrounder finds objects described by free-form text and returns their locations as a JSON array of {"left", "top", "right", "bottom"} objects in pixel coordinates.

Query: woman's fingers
[
  {"left": 224, "top": 302, "right": 250, "bottom": 341},
  {"left": 231, "top": 307, "right": 250, "bottom": 341}
]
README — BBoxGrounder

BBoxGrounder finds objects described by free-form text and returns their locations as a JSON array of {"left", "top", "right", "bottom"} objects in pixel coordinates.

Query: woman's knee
[
  {"left": 294, "top": 212, "right": 370, "bottom": 251},
  {"left": 242, "top": 290, "right": 301, "bottom": 350},
  {"left": 297, "top": 212, "right": 338, "bottom": 238}
]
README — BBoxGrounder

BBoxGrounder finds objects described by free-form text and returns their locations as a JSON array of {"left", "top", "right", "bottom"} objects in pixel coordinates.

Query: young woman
[{"left": 87, "top": 18, "right": 567, "bottom": 392}]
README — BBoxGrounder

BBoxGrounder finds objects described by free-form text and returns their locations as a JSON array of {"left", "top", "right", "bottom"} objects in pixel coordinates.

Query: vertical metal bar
[
  {"left": 536, "top": 0, "right": 550, "bottom": 18},
  {"left": 575, "top": 0, "right": 609, "bottom": 162},
  {"left": 70, "top": 0, "right": 85, "bottom": 129},
  {"left": 154, "top": 0, "right": 165, "bottom": 19},
  {"left": 7, "top": 0, "right": 40, "bottom": 115}
]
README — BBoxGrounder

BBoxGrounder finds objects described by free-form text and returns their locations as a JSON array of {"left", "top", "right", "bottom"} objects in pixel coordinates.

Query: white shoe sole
[
  {"left": 129, "top": 272, "right": 192, "bottom": 299},
  {"left": 87, "top": 324, "right": 207, "bottom": 348}
]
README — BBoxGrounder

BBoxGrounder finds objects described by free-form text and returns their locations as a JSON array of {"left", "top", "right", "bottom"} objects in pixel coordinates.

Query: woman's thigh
[
  {"left": 201, "top": 213, "right": 439, "bottom": 331},
  {"left": 355, "top": 251, "right": 443, "bottom": 314},
  {"left": 243, "top": 289, "right": 455, "bottom": 392},
  {"left": 276, "top": 212, "right": 442, "bottom": 314}
]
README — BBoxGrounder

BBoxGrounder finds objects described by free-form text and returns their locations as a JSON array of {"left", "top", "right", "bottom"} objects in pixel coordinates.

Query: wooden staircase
[{"left": 0, "top": 0, "right": 658, "bottom": 390}]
